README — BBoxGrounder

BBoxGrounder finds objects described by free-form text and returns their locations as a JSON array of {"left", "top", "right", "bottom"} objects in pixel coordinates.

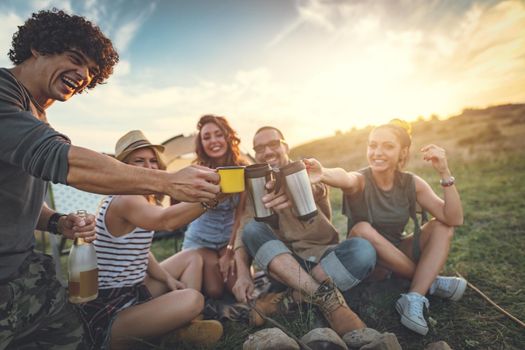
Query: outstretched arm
[
  {"left": 112, "top": 195, "right": 206, "bottom": 232},
  {"left": 303, "top": 158, "right": 361, "bottom": 194},
  {"left": 66, "top": 146, "right": 220, "bottom": 202}
]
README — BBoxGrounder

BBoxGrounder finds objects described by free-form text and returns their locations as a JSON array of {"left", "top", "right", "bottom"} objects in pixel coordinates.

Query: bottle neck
[{"left": 74, "top": 237, "right": 87, "bottom": 245}]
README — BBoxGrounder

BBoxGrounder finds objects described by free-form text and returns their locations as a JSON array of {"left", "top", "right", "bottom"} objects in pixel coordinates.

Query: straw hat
[{"left": 114, "top": 130, "right": 165, "bottom": 161}]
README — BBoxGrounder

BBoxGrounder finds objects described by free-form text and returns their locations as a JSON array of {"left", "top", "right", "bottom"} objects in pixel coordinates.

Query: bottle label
[{"left": 68, "top": 268, "right": 98, "bottom": 303}]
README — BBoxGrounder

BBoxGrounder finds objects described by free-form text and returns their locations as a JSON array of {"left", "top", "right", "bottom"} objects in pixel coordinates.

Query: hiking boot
[
  {"left": 306, "top": 278, "right": 366, "bottom": 336},
  {"left": 164, "top": 319, "right": 223, "bottom": 347},
  {"left": 429, "top": 276, "right": 467, "bottom": 301},
  {"left": 249, "top": 290, "right": 295, "bottom": 326},
  {"left": 395, "top": 292, "right": 429, "bottom": 335}
]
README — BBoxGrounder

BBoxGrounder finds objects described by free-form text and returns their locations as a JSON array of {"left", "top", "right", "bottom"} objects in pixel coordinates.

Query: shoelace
[{"left": 407, "top": 295, "right": 429, "bottom": 319}]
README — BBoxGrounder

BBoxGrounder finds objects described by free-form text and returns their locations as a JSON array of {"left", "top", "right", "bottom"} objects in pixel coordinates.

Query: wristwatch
[
  {"left": 47, "top": 212, "right": 67, "bottom": 235},
  {"left": 440, "top": 176, "right": 456, "bottom": 187}
]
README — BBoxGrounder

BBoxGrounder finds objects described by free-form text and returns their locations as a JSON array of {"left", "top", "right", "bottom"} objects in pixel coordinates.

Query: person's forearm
[
  {"left": 147, "top": 252, "right": 168, "bottom": 283},
  {"left": 36, "top": 204, "right": 53, "bottom": 231},
  {"left": 442, "top": 186, "right": 463, "bottom": 226},
  {"left": 235, "top": 248, "right": 252, "bottom": 279},
  {"left": 321, "top": 167, "right": 356, "bottom": 190},
  {"left": 160, "top": 203, "right": 205, "bottom": 231},
  {"left": 67, "top": 146, "right": 167, "bottom": 195}
]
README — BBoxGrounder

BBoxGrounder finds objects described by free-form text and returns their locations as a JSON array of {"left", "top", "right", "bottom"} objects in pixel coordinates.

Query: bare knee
[
  {"left": 350, "top": 222, "right": 379, "bottom": 242},
  {"left": 426, "top": 220, "right": 455, "bottom": 242},
  {"left": 188, "top": 251, "right": 204, "bottom": 269},
  {"left": 174, "top": 289, "right": 204, "bottom": 318}
]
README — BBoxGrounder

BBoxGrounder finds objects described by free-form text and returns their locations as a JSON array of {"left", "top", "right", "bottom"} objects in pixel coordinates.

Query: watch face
[{"left": 440, "top": 177, "right": 455, "bottom": 186}]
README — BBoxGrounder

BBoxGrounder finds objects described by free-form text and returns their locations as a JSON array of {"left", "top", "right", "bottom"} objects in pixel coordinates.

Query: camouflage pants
[{"left": 0, "top": 252, "right": 85, "bottom": 350}]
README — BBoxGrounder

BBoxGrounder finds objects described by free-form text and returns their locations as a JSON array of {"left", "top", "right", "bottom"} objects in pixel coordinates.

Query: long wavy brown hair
[{"left": 194, "top": 114, "right": 247, "bottom": 168}]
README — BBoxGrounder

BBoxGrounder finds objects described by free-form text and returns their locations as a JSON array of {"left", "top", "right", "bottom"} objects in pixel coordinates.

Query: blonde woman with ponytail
[{"left": 304, "top": 119, "right": 465, "bottom": 336}]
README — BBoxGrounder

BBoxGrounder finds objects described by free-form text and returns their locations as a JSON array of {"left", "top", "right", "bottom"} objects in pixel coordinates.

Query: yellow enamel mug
[{"left": 217, "top": 166, "right": 245, "bottom": 193}]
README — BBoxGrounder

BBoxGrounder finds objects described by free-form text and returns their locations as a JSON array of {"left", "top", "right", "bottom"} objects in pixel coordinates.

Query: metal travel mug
[
  {"left": 245, "top": 163, "right": 279, "bottom": 228},
  {"left": 280, "top": 160, "right": 318, "bottom": 221}
]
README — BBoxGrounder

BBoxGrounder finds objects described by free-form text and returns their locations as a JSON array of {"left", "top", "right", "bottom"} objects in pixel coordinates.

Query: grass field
[
  {"left": 149, "top": 153, "right": 524, "bottom": 349},
  {"left": 44, "top": 105, "right": 524, "bottom": 349}
]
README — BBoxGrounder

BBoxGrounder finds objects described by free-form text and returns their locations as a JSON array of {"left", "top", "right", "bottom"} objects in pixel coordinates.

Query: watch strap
[
  {"left": 440, "top": 176, "right": 455, "bottom": 187},
  {"left": 47, "top": 212, "right": 67, "bottom": 235}
]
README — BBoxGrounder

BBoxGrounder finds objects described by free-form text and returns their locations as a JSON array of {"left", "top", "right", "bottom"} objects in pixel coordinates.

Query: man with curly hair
[{"left": 0, "top": 9, "right": 220, "bottom": 349}]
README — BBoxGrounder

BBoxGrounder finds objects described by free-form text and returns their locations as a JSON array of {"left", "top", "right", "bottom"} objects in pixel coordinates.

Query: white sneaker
[
  {"left": 395, "top": 292, "right": 429, "bottom": 335},
  {"left": 430, "top": 276, "right": 467, "bottom": 301}
]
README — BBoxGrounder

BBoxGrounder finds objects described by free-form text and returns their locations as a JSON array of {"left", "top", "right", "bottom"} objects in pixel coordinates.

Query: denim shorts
[
  {"left": 242, "top": 219, "right": 376, "bottom": 291},
  {"left": 182, "top": 234, "right": 228, "bottom": 251}
]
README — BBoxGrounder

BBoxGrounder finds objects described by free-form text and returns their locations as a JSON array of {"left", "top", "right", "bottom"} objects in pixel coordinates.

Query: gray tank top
[{"left": 343, "top": 167, "right": 418, "bottom": 246}]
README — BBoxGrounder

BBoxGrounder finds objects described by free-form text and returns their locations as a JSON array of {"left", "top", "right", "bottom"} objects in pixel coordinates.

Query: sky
[{"left": 1, "top": 0, "right": 524, "bottom": 153}]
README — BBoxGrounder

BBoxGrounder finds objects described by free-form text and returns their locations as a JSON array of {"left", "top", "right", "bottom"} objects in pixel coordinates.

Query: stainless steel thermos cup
[
  {"left": 245, "top": 163, "right": 279, "bottom": 228},
  {"left": 280, "top": 160, "right": 318, "bottom": 221},
  {"left": 245, "top": 161, "right": 318, "bottom": 224}
]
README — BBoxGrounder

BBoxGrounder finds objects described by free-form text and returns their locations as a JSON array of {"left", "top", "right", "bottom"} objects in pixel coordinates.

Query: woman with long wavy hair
[{"left": 182, "top": 115, "right": 249, "bottom": 300}]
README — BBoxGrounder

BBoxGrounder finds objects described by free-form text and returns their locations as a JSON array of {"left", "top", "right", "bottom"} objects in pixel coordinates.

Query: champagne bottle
[{"left": 68, "top": 210, "right": 98, "bottom": 303}]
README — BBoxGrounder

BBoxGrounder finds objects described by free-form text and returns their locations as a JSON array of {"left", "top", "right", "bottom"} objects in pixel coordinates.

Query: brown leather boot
[
  {"left": 249, "top": 290, "right": 295, "bottom": 326},
  {"left": 306, "top": 278, "right": 366, "bottom": 336}
]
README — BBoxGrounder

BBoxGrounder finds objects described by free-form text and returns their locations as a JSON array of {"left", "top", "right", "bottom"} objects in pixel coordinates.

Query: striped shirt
[{"left": 94, "top": 196, "right": 154, "bottom": 289}]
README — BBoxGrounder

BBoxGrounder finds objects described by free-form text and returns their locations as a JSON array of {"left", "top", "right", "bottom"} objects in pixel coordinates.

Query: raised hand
[
  {"left": 420, "top": 144, "right": 450, "bottom": 175},
  {"left": 303, "top": 158, "right": 323, "bottom": 184},
  {"left": 168, "top": 164, "right": 220, "bottom": 202}
]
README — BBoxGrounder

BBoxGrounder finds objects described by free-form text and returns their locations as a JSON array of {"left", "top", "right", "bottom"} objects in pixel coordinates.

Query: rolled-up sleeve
[{"left": 1, "top": 110, "right": 71, "bottom": 184}]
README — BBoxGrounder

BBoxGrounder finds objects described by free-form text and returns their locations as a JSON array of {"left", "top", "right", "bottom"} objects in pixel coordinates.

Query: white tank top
[{"left": 93, "top": 196, "right": 154, "bottom": 289}]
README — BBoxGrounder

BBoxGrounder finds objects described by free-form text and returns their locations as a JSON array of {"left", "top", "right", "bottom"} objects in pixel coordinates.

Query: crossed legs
[
  {"left": 349, "top": 219, "right": 454, "bottom": 295},
  {"left": 110, "top": 250, "right": 204, "bottom": 349}
]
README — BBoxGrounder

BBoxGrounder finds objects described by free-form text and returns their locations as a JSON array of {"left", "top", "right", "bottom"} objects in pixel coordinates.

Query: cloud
[
  {"left": 0, "top": 12, "right": 23, "bottom": 67},
  {"left": 3, "top": 0, "right": 524, "bottom": 151}
]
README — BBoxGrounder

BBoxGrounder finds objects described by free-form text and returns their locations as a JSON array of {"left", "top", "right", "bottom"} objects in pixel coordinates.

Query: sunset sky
[{"left": 1, "top": 0, "right": 524, "bottom": 152}]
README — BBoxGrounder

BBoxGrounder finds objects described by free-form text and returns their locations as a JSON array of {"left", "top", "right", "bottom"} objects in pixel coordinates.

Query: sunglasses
[{"left": 253, "top": 139, "right": 286, "bottom": 154}]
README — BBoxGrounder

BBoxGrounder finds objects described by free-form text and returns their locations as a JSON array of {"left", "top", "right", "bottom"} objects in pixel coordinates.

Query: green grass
[
  {"left": 143, "top": 153, "right": 525, "bottom": 349},
  {"left": 38, "top": 146, "right": 525, "bottom": 349}
]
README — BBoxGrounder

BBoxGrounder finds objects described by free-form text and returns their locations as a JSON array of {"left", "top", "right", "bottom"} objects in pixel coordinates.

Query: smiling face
[
  {"left": 31, "top": 48, "right": 99, "bottom": 105},
  {"left": 125, "top": 147, "right": 160, "bottom": 170},
  {"left": 200, "top": 122, "right": 228, "bottom": 161},
  {"left": 253, "top": 129, "right": 289, "bottom": 168},
  {"left": 367, "top": 128, "right": 407, "bottom": 172}
]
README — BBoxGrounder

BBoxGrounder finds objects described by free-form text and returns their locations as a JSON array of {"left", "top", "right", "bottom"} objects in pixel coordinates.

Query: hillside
[{"left": 290, "top": 103, "right": 525, "bottom": 170}]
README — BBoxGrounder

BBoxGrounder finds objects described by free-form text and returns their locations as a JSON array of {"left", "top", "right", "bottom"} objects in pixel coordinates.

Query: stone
[
  {"left": 300, "top": 328, "right": 348, "bottom": 350},
  {"left": 343, "top": 328, "right": 382, "bottom": 348},
  {"left": 425, "top": 341, "right": 453, "bottom": 350},
  {"left": 360, "top": 333, "right": 401, "bottom": 350},
  {"left": 243, "top": 328, "right": 300, "bottom": 350}
]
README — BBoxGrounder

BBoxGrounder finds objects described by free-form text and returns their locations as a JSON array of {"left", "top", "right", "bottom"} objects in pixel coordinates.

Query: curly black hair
[{"left": 8, "top": 8, "right": 119, "bottom": 90}]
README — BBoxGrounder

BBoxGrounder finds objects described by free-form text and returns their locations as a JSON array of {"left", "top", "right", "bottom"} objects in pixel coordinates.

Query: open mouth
[{"left": 61, "top": 76, "right": 81, "bottom": 91}]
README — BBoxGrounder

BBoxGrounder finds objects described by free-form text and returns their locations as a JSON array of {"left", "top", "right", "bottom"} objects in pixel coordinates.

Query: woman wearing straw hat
[{"left": 78, "top": 130, "right": 222, "bottom": 350}]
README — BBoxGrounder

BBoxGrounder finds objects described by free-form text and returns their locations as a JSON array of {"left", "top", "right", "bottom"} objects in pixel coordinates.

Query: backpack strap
[{"left": 406, "top": 173, "right": 422, "bottom": 261}]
